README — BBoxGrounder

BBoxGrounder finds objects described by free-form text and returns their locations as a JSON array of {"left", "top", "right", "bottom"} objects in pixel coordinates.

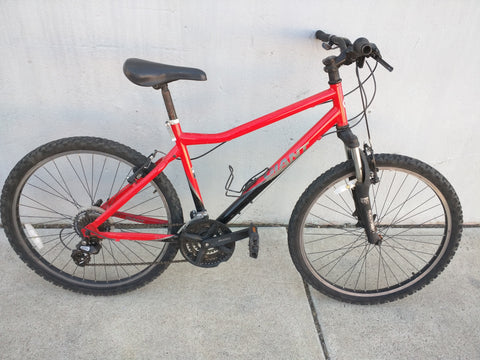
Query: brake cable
[
  {"left": 186, "top": 50, "right": 380, "bottom": 159},
  {"left": 356, "top": 60, "right": 379, "bottom": 182},
  {"left": 323, "top": 59, "right": 378, "bottom": 137}
]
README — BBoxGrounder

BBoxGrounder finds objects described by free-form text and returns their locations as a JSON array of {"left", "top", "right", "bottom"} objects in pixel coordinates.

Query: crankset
[
  {"left": 180, "top": 220, "right": 235, "bottom": 268},
  {"left": 179, "top": 220, "right": 260, "bottom": 267}
]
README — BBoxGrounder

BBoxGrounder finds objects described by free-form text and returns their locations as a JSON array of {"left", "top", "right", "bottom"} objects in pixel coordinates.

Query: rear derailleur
[{"left": 71, "top": 239, "right": 102, "bottom": 266}]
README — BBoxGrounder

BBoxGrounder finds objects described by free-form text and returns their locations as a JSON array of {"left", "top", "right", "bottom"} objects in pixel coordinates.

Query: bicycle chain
[{"left": 82, "top": 219, "right": 242, "bottom": 267}]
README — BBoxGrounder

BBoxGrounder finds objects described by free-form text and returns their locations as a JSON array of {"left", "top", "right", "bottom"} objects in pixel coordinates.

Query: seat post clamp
[{"left": 165, "top": 119, "right": 179, "bottom": 141}]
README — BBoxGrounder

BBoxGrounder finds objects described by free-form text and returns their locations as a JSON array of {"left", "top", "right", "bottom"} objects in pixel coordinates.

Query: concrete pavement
[{"left": 1, "top": 227, "right": 479, "bottom": 359}]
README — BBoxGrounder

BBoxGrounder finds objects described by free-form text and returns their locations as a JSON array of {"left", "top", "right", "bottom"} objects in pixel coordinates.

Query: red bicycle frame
[{"left": 83, "top": 82, "right": 349, "bottom": 241}]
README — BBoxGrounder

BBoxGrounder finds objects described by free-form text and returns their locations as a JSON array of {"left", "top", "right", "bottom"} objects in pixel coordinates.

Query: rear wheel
[
  {"left": 1, "top": 137, "right": 184, "bottom": 295},
  {"left": 288, "top": 154, "right": 462, "bottom": 304}
]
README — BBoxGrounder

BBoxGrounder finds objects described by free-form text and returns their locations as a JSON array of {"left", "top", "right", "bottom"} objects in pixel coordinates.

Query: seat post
[{"left": 159, "top": 84, "right": 178, "bottom": 120}]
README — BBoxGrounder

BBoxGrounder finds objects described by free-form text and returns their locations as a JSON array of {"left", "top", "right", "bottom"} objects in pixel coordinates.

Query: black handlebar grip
[
  {"left": 353, "top": 37, "right": 373, "bottom": 56},
  {"left": 315, "top": 30, "right": 331, "bottom": 42}
]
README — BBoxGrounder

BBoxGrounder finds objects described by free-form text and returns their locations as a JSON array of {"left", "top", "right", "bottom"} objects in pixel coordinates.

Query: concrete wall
[{"left": 1, "top": 0, "right": 479, "bottom": 224}]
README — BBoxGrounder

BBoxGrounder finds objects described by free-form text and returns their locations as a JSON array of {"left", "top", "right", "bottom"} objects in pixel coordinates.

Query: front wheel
[
  {"left": 1, "top": 137, "right": 184, "bottom": 295},
  {"left": 288, "top": 154, "right": 462, "bottom": 304}
]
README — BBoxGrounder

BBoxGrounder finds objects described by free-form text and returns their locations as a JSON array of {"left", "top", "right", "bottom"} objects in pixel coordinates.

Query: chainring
[{"left": 180, "top": 219, "right": 235, "bottom": 268}]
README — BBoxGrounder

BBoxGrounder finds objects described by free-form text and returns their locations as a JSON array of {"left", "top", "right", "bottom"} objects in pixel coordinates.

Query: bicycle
[{"left": 1, "top": 30, "right": 463, "bottom": 304}]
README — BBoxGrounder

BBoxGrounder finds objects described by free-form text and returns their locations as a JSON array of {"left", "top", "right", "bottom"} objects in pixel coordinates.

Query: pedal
[{"left": 248, "top": 223, "right": 259, "bottom": 258}]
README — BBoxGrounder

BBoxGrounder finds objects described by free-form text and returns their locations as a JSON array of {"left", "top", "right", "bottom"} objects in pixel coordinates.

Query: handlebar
[
  {"left": 315, "top": 30, "right": 351, "bottom": 51},
  {"left": 315, "top": 30, "right": 393, "bottom": 72}
]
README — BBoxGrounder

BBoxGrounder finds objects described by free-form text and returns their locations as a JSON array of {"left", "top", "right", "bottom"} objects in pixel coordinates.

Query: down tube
[{"left": 216, "top": 106, "right": 341, "bottom": 224}]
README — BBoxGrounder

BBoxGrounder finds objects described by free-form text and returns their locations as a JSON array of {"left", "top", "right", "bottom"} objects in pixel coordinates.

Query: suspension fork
[{"left": 337, "top": 126, "right": 382, "bottom": 244}]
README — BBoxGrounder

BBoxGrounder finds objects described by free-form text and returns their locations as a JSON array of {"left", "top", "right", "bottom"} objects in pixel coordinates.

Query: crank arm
[
  {"left": 208, "top": 228, "right": 249, "bottom": 247},
  {"left": 182, "top": 227, "right": 250, "bottom": 248}
]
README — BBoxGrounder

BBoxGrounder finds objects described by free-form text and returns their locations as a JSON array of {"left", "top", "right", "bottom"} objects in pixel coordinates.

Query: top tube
[{"left": 176, "top": 86, "right": 340, "bottom": 145}]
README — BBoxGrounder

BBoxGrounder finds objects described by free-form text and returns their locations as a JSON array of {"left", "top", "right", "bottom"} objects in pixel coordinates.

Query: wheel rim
[
  {"left": 12, "top": 150, "right": 173, "bottom": 286},
  {"left": 299, "top": 164, "right": 451, "bottom": 298}
]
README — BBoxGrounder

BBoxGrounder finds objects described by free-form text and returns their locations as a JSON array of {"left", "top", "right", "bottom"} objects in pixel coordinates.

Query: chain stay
[
  {"left": 84, "top": 259, "right": 188, "bottom": 266},
  {"left": 82, "top": 220, "right": 187, "bottom": 266}
]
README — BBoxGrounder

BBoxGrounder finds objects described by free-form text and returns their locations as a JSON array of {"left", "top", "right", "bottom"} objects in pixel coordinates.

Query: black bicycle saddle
[{"left": 123, "top": 58, "right": 207, "bottom": 88}]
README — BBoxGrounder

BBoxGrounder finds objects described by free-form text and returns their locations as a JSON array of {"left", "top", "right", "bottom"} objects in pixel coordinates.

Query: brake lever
[
  {"left": 322, "top": 42, "right": 332, "bottom": 50},
  {"left": 356, "top": 57, "right": 365, "bottom": 69},
  {"left": 322, "top": 42, "right": 338, "bottom": 51}
]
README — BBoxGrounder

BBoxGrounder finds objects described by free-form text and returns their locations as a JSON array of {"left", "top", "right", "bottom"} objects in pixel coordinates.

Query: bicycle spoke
[
  {"left": 381, "top": 214, "right": 445, "bottom": 239},
  {"left": 384, "top": 175, "right": 417, "bottom": 226},
  {"left": 371, "top": 169, "right": 385, "bottom": 224},
  {"left": 332, "top": 242, "right": 372, "bottom": 286},
  {"left": 132, "top": 241, "right": 165, "bottom": 258},
  {"left": 309, "top": 239, "right": 365, "bottom": 263},
  {"left": 377, "top": 170, "right": 396, "bottom": 222},
  {"left": 313, "top": 200, "right": 356, "bottom": 221},
  {"left": 107, "top": 160, "right": 122, "bottom": 200},
  {"left": 20, "top": 216, "right": 73, "bottom": 227},
  {"left": 379, "top": 184, "right": 429, "bottom": 220},
  {"left": 45, "top": 163, "right": 82, "bottom": 209},
  {"left": 92, "top": 156, "right": 107, "bottom": 202},
  {"left": 121, "top": 196, "right": 164, "bottom": 213},
  {"left": 316, "top": 233, "right": 365, "bottom": 274},
  {"left": 324, "top": 191, "right": 356, "bottom": 220},
  {"left": 20, "top": 195, "right": 73, "bottom": 220},
  {"left": 107, "top": 241, "right": 122, "bottom": 279},
  {"left": 308, "top": 212, "right": 364, "bottom": 238},
  {"left": 101, "top": 242, "right": 131, "bottom": 277},
  {"left": 78, "top": 155, "right": 94, "bottom": 203},
  {"left": 376, "top": 244, "right": 411, "bottom": 279},
  {"left": 66, "top": 155, "right": 93, "bottom": 204},
  {"left": 304, "top": 230, "right": 362, "bottom": 244},
  {"left": 353, "top": 243, "right": 370, "bottom": 291},
  {"left": 389, "top": 203, "right": 442, "bottom": 228},
  {"left": 29, "top": 176, "right": 78, "bottom": 207},
  {"left": 375, "top": 245, "right": 400, "bottom": 287},
  {"left": 49, "top": 233, "right": 76, "bottom": 265}
]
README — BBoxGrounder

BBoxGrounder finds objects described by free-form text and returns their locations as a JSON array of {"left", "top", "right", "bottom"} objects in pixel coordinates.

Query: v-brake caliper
[{"left": 351, "top": 146, "right": 382, "bottom": 245}]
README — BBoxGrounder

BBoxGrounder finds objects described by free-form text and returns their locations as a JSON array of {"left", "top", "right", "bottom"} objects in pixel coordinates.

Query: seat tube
[
  {"left": 159, "top": 83, "right": 206, "bottom": 212},
  {"left": 164, "top": 105, "right": 206, "bottom": 213},
  {"left": 177, "top": 140, "right": 206, "bottom": 212}
]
